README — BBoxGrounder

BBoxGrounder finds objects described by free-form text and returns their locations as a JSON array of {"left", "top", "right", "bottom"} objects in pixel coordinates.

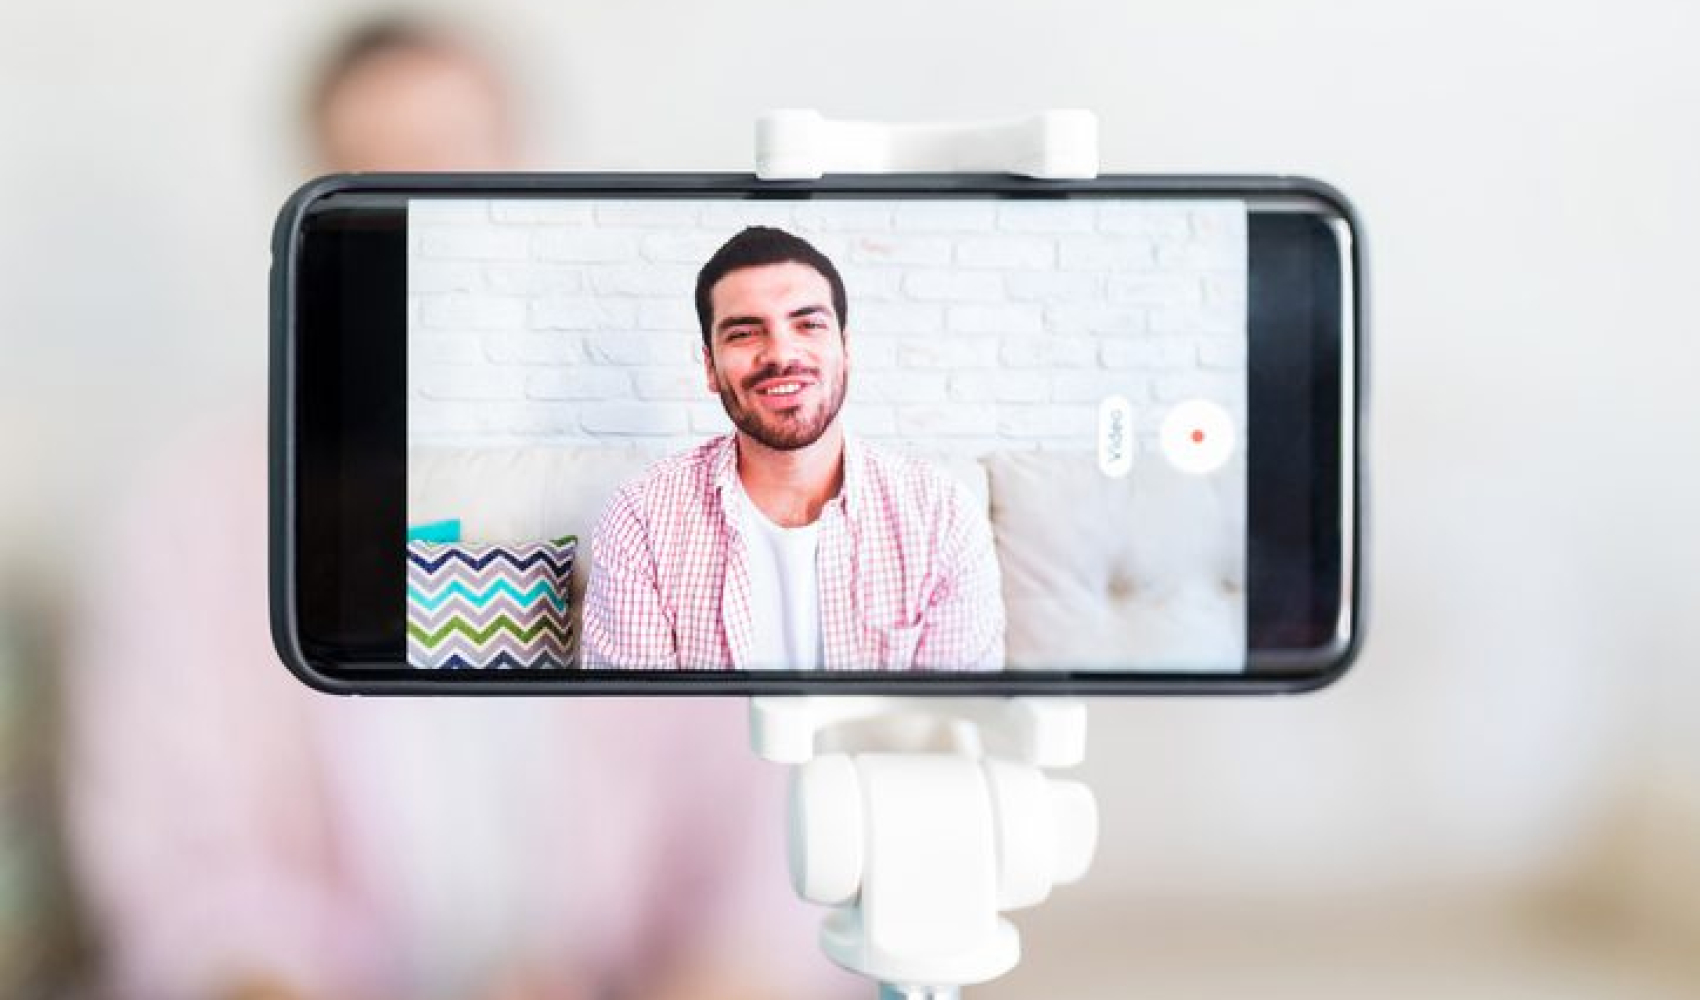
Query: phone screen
[{"left": 279, "top": 177, "right": 1358, "bottom": 692}]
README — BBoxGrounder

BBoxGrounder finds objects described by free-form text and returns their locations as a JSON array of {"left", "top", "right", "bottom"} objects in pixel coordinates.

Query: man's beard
[{"left": 718, "top": 362, "right": 848, "bottom": 451}]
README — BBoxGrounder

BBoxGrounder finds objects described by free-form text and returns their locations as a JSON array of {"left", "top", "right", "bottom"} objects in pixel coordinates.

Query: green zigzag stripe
[{"left": 407, "top": 615, "right": 570, "bottom": 648}]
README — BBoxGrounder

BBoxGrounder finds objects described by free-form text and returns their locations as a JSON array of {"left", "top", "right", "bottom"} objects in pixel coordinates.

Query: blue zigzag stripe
[{"left": 406, "top": 578, "right": 570, "bottom": 613}]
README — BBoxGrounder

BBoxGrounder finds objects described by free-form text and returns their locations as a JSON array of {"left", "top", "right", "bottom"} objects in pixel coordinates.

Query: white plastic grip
[
  {"left": 749, "top": 696, "right": 1088, "bottom": 767},
  {"left": 1046, "top": 778, "right": 1098, "bottom": 886},
  {"left": 789, "top": 754, "right": 864, "bottom": 906},
  {"left": 785, "top": 742, "right": 1100, "bottom": 986},
  {"left": 982, "top": 761, "right": 1100, "bottom": 911},
  {"left": 755, "top": 109, "right": 1100, "bottom": 181},
  {"left": 835, "top": 752, "right": 1014, "bottom": 985}
]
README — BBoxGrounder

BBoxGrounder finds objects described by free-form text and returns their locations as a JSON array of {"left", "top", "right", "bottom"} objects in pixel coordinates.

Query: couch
[{"left": 407, "top": 442, "right": 1246, "bottom": 671}]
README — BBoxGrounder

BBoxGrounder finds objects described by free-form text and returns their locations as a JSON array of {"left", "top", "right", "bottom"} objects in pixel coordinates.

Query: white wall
[
  {"left": 5, "top": 0, "right": 1699, "bottom": 914},
  {"left": 408, "top": 198, "right": 1245, "bottom": 454}
]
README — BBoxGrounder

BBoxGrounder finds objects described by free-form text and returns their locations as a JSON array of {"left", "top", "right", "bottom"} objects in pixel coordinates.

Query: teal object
[{"left": 406, "top": 518, "right": 462, "bottom": 543}]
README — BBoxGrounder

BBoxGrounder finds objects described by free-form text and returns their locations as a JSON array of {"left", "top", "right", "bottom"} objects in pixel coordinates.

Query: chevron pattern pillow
[{"left": 406, "top": 536, "right": 576, "bottom": 669}]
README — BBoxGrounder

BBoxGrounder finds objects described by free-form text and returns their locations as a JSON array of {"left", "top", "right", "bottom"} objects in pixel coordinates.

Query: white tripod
[{"left": 747, "top": 110, "right": 1104, "bottom": 1000}]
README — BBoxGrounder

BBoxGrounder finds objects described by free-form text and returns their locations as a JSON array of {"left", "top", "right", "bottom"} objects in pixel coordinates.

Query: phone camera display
[{"left": 401, "top": 196, "right": 1250, "bottom": 675}]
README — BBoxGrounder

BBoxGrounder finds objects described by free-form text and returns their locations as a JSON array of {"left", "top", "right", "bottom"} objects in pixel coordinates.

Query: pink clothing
[
  {"left": 62, "top": 421, "right": 855, "bottom": 1000},
  {"left": 583, "top": 433, "right": 1005, "bottom": 671}
]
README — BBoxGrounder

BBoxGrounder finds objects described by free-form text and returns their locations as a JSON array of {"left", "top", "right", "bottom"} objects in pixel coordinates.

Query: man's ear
[{"left": 702, "top": 342, "right": 722, "bottom": 394}]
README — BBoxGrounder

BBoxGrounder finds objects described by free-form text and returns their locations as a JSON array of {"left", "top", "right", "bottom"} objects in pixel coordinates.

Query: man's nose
[{"left": 757, "top": 325, "right": 805, "bottom": 368}]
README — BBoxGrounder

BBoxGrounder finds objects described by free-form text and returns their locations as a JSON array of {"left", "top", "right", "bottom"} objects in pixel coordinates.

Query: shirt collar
[
  {"left": 710, "top": 429, "right": 863, "bottom": 515},
  {"left": 838, "top": 432, "right": 864, "bottom": 513},
  {"left": 709, "top": 432, "right": 740, "bottom": 500}
]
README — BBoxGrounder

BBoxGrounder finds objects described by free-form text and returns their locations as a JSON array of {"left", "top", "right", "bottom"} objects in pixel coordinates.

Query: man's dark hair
[{"left": 694, "top": 226, "right": 848, "bottom": 347}]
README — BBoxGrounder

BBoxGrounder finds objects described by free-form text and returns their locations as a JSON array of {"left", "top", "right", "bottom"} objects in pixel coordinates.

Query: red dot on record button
[{"left": 1190, "top": 429, "right": 1205, "bottom": 444}]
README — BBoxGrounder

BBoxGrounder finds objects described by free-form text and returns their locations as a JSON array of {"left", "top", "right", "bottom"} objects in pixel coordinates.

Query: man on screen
[{"left": 583, "top": 226, "right": 1004, "bottom": 670}]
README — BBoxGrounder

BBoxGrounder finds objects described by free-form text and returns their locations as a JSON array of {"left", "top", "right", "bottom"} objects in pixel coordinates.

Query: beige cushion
[{"left": 985, "top": 450, "right": 1244, "bottom": 671}]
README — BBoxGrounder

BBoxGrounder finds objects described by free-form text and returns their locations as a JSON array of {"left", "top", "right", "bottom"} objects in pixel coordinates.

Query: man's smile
[{"left": 747, "top": 373, "right": 819, "bottom": 405}]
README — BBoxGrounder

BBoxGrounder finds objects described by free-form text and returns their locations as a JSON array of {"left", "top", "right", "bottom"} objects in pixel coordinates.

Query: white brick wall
[{"left": 409, "top": 198, "right": 1246, "bottom": 456}]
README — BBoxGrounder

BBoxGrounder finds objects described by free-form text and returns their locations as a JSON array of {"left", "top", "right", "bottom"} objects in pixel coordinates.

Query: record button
[{"left": 1160, "top": 399, "right": 1234, "bottom": 475}]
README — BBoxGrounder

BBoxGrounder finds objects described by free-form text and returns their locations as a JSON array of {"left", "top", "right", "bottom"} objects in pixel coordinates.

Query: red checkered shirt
[{"left": 583, "top": 433, "right": 1004, "bottom": 671}]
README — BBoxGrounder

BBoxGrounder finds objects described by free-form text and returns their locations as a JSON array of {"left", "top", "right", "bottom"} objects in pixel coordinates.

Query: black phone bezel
[{"left": 271, "top": 173, "right": 1366, "bottom": 696}]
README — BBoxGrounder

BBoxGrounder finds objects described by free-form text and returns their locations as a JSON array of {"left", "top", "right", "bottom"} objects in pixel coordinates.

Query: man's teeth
[{"left": 759, "top": 383, "right": 804, "bottom": 396}]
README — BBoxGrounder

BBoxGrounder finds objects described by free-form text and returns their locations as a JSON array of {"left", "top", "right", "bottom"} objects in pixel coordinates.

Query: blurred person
[
  {"left": 61, "top": 17, "right": 851, "bottom": 1000},
  {"left": 303, "top": 18, "right": 521, "bottom": 173}
]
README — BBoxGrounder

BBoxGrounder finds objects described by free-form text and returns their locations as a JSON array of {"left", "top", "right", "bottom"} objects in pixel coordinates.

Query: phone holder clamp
[
  {"left": 750, "top": 697, "right": 1098, "bottom": 998},
  {"left": 755, "top": 109, "right": 1100, "bottom": 181}
]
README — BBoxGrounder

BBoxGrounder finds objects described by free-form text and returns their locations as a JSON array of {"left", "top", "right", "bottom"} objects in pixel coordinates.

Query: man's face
[
  {"left": 317, "top": 44, "right": 518, "bottom": 172},
  {"left": 703, "top": 262, "right": 849, "bottom": 452}
]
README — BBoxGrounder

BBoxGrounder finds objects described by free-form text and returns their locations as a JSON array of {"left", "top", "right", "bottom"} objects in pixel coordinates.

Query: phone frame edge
[{"left": 269, "top": 172, "right": 1368, "bottom": 698}]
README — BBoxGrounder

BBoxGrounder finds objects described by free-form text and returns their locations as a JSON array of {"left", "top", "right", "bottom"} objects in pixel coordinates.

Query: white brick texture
[{"left": 410, "top": 198, "right": 1246, "bottom": 452}]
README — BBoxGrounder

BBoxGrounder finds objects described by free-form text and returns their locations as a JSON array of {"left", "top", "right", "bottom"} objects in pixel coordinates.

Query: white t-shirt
[{"left": 734, "top": 487, "right": 824, "bottom": 670}]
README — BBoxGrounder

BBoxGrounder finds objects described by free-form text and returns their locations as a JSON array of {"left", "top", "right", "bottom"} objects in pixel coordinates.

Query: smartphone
[{"left": 270, "top": 174, "right": 1364, "bottom": 695}]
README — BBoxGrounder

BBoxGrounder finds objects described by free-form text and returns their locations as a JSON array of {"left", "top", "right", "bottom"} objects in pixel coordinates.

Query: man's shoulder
[
  {"left": 857, "top": 437, "right": 942, "bottom": 480},
  {"left": 853, "top": 439, "right": 974, "bottom": 512},
  {"left": 607, "top": 435, "right": 729, "bottom": 516}
]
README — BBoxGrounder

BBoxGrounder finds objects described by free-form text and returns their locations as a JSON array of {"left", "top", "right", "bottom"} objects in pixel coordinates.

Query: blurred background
[{"left": 3, "top": 1, "right": 1698, "bottom": 998}]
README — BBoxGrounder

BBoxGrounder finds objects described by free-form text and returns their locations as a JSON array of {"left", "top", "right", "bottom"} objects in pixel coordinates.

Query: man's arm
[
  {"left": 911, "top": 483, "right": 1006, "bottom": 671},
  {"left": 582, "top": 485, "right": 681, "bottom": 669}
]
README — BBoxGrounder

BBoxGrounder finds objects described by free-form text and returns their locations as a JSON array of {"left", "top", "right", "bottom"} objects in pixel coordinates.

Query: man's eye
[
  {"left": 801, "top": 320, "right": 826, "bottom": 331},
  {"left": 725, "top": 330, "right": 752, "bottom": 341}
]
